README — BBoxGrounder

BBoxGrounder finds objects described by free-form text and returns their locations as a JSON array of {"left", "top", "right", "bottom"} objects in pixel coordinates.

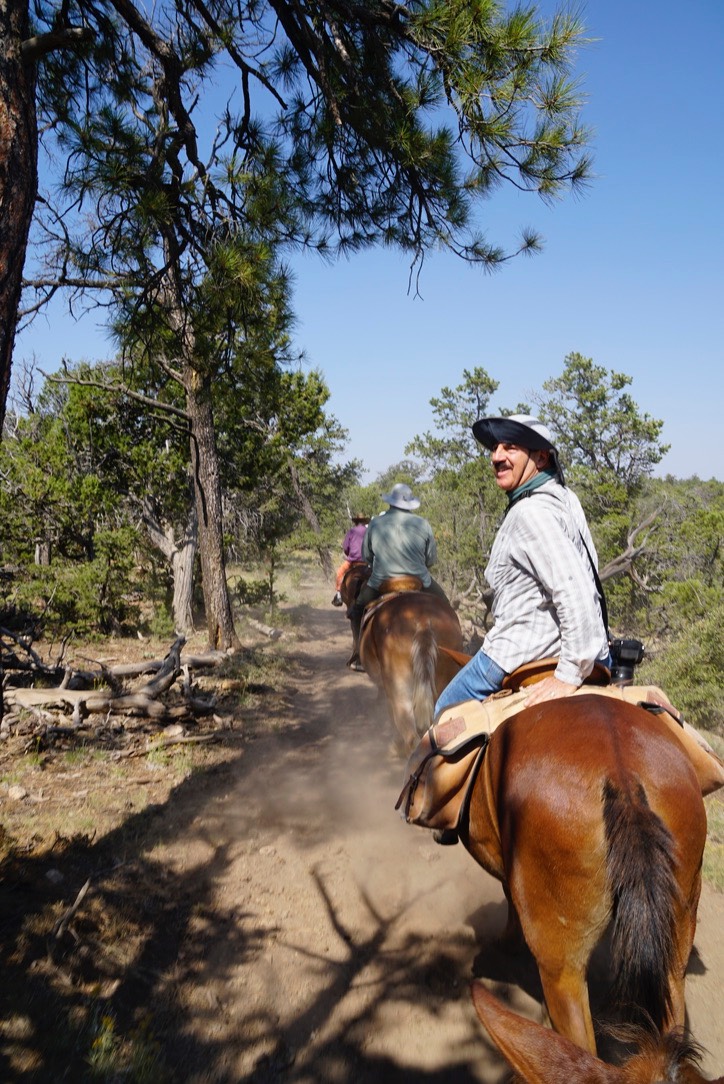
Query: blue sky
[{"left": 16, "top": 0, "right": 724, "bottom": 483}]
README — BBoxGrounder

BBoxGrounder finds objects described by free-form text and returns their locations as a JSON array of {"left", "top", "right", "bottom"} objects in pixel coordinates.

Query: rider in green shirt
[{"left": 348, "top": 483, "right": 448, "bottom": 670}]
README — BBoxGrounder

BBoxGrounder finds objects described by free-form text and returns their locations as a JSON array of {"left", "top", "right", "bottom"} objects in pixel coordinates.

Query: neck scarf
[{"left": 507, "top": 468, "right": 556, "bottom": 509}]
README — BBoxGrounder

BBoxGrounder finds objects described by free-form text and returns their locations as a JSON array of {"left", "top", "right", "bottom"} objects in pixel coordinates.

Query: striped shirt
[
  {"left": 483, "top": 479, "right": 609, "bottom": 685},
  {"left": 363, "top": 508, "right": 437, "bottom": 588}
]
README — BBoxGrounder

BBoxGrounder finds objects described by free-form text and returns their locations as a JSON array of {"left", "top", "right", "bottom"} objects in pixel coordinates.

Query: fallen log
[
  {"left": 246, "top": 617, "right": 283, "bottom": 640},
  {"left": 3, "top": 637, "right": 219, "bottom": 726},
  {"left": 115, "top": 732, "right": 220, "bottom": 759}
]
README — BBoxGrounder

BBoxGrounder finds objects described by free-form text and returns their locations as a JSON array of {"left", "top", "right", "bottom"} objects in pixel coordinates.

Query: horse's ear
[{"left": 470, "top": 982, "right": 624, "bottom": 1084}]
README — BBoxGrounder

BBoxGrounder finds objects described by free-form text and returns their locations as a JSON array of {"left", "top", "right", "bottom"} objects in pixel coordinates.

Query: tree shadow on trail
[
  {"left": 0, "top": 750, "right": 502, "bottom": 1083},
  {"left": 0, "top": 742, "right": 270, "bottom": 1081},
  {"left": 241, "top": 861, "right": 505, "bottom": 1084}
]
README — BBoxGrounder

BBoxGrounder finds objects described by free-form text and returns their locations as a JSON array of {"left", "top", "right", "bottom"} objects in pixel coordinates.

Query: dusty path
[{"left": 152, "top": 600, "right": 724, "bottom": 1082}]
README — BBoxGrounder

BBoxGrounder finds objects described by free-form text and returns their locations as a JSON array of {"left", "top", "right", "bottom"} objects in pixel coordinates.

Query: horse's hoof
[
  {"left": 432, "top": 828, "right": 459, "bottom": 846},
  {"left": 331, "top": 593, "right": 343, "bottom": 607}
]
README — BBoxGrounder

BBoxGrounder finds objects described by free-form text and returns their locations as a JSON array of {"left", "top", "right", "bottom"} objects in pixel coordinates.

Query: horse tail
[
  {"left": 411, "top": 625, "right": 438, "bottom": 736},
  {"left": 603, "top": 779, "right": 680, "bottom": 1029}
]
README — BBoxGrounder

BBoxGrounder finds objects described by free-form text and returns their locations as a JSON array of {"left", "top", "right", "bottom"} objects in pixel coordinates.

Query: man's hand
[{"left": 523, "top": 676, "right": 579, "bottom": 707}]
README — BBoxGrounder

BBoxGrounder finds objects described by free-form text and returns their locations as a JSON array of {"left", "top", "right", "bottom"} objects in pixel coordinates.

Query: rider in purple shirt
[{"left": 332, "top": 515, "right": 369, "bottom": 606}]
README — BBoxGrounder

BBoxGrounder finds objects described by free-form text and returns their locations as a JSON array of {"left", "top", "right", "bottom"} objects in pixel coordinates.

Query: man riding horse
[
  {"left": 425, "top": 413, "right": 722, "bottom": 842},
  {"left": 434, "top": 414, "right": 610, "bottom": 716},
  {"left": 347, "top": 483, "right": 449, "bottom": 672},
  {"left": 331, "top": 513, "right": 370, "bottom": 607}
]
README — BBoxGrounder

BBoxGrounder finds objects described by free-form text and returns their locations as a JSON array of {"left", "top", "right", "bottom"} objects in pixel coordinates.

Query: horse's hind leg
[
  {"left": 499, "top": 888, "right": 525, "bottom": 951},
  {"left": 537, "top": 964, "right": 597, "bottom": 1054},
  {"left": 666, "top": 868, "right": 702, "bottom": 1030},
  {"left": 518, "top": 879, "right": 604, "bottom": 1053}
]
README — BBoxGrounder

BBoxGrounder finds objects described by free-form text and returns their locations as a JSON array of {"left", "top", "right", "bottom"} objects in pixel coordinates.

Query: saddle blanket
[{"left": 396, "top": 684, "right": 724, "bottom": 833}]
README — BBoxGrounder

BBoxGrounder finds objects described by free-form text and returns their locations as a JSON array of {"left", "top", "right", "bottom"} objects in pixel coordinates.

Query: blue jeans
[{"left": 434, "top": 650, "right": 507, "bottom": 718}]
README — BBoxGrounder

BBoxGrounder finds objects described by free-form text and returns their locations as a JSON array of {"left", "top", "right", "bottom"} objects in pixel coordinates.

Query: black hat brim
[{"left": 472, "top": 417, "right": 554, "bottom": 452}]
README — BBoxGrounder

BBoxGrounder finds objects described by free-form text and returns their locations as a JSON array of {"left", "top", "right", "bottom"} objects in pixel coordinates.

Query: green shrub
[
  {"left": 638, "top": 600, "right": 724, "bottom": 735},
  {"left": 3, "top": 527, "right": 142, "bottom": 637}
]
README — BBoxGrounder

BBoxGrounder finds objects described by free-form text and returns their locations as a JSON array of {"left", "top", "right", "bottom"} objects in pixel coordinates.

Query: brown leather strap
[{"left": 439, "top": 646, "right": 473, "bottom": 668}]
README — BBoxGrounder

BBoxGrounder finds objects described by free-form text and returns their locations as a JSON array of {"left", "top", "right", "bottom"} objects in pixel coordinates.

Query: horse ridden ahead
[{"left": 354, "top": 574, "right": 464, "bottom": 753}]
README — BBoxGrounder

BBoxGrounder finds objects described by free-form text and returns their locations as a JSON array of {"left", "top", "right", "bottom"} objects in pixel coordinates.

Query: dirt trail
[
  {"left": 152, "top": 600, "right": 724, "bottom": 1082},
  {"left": 1, "top": 593, "right": 723, "bottom": 1081}
]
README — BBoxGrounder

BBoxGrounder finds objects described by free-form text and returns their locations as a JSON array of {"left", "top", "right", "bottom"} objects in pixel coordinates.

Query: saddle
[
  {"left": 395, "top": 688, "right": 528, "bottom": 832},
  {"left": 502, "top": 656, "right": 611, "bottom": 689},
  {"left": 376, "top": 575, "right": 423, "bottom": 594},
  {"left": 360, "top": 576, "right": 424, "bottom": 631},
  {"left": 437, "top": 650, "right": 611, "bottom": 689}
]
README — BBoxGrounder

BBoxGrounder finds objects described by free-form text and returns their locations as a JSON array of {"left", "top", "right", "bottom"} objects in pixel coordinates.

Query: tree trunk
[
  {"left": 35, "top": 539, "right": 51, "bottom": 565},
  {"left": 0, "top": 0, "right": 38, "bottom": 724},
  {"left": 170, "top": 508, "right": 197, "bottom": 634},
  {"left": 188, "top": 369, "right": 240, "bottom": 651},
  {"left": 160, "top": 234, "right": 240, "bottom": 654},
  {"left": 141, "top": 488, "right": 198, "bottom": 635},
  {"left": 0, "top": 0, "right": 37, "bottom": 436}
]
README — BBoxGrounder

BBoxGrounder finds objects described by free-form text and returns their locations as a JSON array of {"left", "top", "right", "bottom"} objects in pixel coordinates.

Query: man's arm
[
  {"left": 362, "top": 526, "right": 373, "bottom": 564},
  {"left": 425, "top": 522, "right": 438, "bottom": 568}
]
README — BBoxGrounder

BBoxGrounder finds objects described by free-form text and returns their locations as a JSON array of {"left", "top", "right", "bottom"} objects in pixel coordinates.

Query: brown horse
[
  {"left": 340, "top": 562, "right": 370, "bottom": 611},
  {"left": 471, "top": 982, "right": 724, "bottom": 1084},
  {"left": 460, "top": 695, "right": 707, "bottom": 1055},
  {"left": 339, "top": 562, "right": 371, "bottom": 665},
  {"left": 359, "top": 590, "right": 464, "bottom": 754}
]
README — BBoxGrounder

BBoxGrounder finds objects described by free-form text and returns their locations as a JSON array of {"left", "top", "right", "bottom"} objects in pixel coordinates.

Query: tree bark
[
  {"left": 188, "top": 368, "right": 240, "bottom": 651},
  {"left": 171, "top": 509, "right": 197, "bottom": 633},
  {"left": 0, "top": 0, "right": 37, "bottom": 437},
  {"left": 141, "top": 481, "right": 198, "bottom": 634},
  {"left": 0, "top": 0, "right": 37, "bottom": 724}
]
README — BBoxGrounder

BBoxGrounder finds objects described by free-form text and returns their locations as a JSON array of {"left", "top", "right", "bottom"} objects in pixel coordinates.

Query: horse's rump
[
  {"left": 340, "top": 562, "right": 370, "bottom": 610},
  {"left": 360, "top": 591, "right": 464, "bottom": 751}
]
